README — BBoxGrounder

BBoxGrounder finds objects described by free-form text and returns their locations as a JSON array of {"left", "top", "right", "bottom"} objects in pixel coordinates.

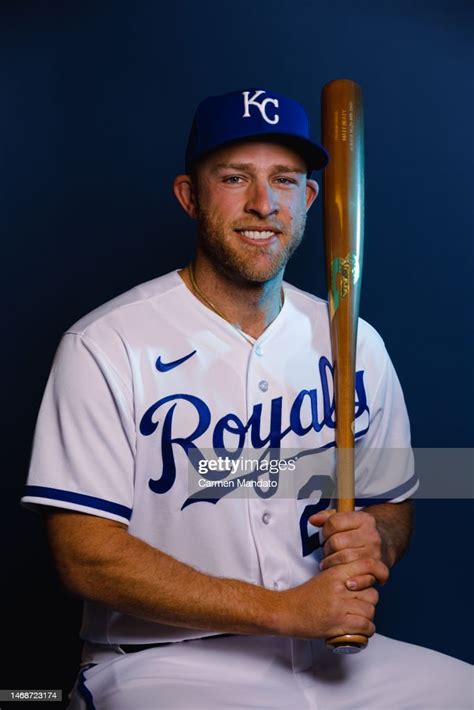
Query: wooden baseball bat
[{"left": 321, "top": 79, "right": 367, "bottom": 654}]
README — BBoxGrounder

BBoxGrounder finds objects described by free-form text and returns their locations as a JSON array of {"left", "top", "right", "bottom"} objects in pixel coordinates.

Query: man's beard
[{"left": 195, "top": 203, "right": 307, "bottom": 284}]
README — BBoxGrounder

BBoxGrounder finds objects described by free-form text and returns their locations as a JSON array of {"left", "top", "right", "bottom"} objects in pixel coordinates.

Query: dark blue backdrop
[{"left": 2, "top": 0, "right": 473, "bottom": 701}]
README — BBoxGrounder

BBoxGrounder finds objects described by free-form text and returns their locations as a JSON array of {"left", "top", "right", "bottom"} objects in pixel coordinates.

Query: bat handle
[
  {"left": 326, "top": 633, "right": 368, "bottom": 654},
  {"left": 325, "top": 472, "right": 369, "bottom": 655}
]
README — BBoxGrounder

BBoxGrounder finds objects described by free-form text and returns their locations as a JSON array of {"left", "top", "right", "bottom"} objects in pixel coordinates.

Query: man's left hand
[{"left": 309, "top": 509, "right": 389, "bottom": 590}]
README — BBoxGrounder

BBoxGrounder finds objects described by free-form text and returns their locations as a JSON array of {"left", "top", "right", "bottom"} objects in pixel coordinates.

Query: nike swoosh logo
[{"left": 156, "top": 350, "right": 197, "bottom": 372}]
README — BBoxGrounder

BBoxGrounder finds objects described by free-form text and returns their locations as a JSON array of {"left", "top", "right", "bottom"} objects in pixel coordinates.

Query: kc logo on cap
[
  {"left": 184, "top": 88, "right": 329, "bottom": 174},
  {"left": 242, "top": 90, "right": 279, "bottom": 126}
]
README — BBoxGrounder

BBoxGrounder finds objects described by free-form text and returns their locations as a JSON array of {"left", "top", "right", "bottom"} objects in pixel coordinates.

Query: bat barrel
[{"left": 322, "top": 78, "right": 364, "bottom": 511}]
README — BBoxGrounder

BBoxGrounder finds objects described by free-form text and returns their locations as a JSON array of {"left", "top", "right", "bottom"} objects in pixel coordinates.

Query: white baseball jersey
[{"left": 22, "top": 269, "right": 418, "bottom": 645}]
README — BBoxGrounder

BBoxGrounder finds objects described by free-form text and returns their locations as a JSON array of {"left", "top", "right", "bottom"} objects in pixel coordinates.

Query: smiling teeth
[{"left": 240, "top": 230, "right": 275, "bottom": 240}]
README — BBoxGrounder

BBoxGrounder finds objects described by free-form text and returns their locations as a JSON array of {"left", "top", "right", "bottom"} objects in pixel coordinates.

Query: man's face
[{"left": 190, "top": 141, "right": 319, "bottom": 284}]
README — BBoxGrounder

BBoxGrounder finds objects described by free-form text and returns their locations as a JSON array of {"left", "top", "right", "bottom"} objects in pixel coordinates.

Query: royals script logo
[
  {"left": 242, "top": 90, "right": 280, "bottom": 125},
  {"left": 140, "top": 356, "right": 369, "bottom": 500}
]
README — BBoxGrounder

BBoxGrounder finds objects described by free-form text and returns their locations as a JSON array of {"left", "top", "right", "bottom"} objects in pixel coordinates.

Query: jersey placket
[{"left": 244, "top": 338, "right": 294, "bottom": 594}]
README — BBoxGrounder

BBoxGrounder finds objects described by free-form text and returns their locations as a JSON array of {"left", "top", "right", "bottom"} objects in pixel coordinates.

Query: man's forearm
[
  {"left": 47, "top": 510, "right": 281, "bottom": 637},
  {"left": 364, "top": 500, "right": 414, "bottom": 568}
]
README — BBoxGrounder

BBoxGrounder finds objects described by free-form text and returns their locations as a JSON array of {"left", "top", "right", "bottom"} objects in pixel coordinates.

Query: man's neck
[{"left": 179, "top": 260, "right": 284, "bottom": 340}]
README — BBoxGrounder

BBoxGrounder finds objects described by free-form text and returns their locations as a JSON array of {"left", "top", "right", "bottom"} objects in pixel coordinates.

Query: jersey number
[{"left": 298, "top": 474, "right": 334, "bottom": 557}]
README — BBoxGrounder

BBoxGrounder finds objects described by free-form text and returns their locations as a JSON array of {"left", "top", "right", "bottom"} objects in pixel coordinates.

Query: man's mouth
[{"left": 235, "top": 228, "right": 280, "bottom": 242}]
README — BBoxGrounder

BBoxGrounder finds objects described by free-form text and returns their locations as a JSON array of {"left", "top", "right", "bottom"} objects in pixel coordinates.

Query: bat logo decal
[{"left": 330, "top": 253, "right": 360, "bottom": 313}]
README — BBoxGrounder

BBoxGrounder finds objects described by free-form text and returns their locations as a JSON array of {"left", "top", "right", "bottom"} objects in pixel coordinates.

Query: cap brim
[{"left": 189, "top": 133, "right": 329, "bottom": 173}]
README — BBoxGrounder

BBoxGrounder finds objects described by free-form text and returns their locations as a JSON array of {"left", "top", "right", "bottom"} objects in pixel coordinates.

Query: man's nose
[{"left": 244, "top": 181, "right": 278, "bottom": 218}]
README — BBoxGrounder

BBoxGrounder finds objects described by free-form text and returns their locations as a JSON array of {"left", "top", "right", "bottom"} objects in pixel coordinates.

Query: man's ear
[
  {"left": 305, "top": 179, "right": 319, "bottom": 211},
  {"left": 173, "top": 175, "right": 198, "bottom": 219}
]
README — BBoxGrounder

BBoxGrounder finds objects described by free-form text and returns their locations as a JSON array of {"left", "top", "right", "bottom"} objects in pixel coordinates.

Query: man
[{"left": 23, "top": 89, "right": 472, "bottom": 709}]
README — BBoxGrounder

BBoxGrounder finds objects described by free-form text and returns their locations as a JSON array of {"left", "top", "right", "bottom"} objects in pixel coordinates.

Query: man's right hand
[{"left": 276, "top": 558, "right": 385, "bottom": 641}]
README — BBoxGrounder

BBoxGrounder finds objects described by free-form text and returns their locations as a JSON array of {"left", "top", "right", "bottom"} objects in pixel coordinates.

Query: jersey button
[
  {"left": 255, "top": 344, "right": 263, "bottom": 357},
  {"left": 262, "top": 512, "right": 271, "bottom": 525},
  {"left": 258, "top": 380, "right": 269, "bottom": 392}
]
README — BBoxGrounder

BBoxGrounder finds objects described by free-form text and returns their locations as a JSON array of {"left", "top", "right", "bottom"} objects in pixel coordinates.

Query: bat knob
[{"left": 326, "top": 634, "right": 368, "bottom": 654}]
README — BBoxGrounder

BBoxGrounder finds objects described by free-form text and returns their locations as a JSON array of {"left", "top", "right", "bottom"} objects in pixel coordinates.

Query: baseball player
[{"left": 23, "top": 89, "right": 472, "bottom": 709}]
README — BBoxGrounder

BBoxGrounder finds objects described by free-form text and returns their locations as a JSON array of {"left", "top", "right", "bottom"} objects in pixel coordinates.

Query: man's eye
[
  {"left": 275, "top": 177, "right": 297, "bottom": 185},
  {"left": 223, "top": 175, "right": 244, "bottom": 184}
]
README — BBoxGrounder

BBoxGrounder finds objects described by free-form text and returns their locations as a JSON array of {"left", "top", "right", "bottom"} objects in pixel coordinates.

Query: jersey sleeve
[
  {"left": 21, "top": 331, "right": 135, "bottom": 525},
  {"left": 354, "top": 343, "right": 418, "bottom": 507}
]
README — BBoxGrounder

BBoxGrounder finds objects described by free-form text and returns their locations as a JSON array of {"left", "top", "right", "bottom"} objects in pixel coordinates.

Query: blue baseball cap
[{"left": 185, "top": 88, "right": 329, "bottom": 174}]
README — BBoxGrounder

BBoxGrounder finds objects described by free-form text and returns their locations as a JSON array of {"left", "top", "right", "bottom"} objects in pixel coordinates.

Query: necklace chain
[{"left": 187, "top": 262, "right": 284, "bottom": 347}]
